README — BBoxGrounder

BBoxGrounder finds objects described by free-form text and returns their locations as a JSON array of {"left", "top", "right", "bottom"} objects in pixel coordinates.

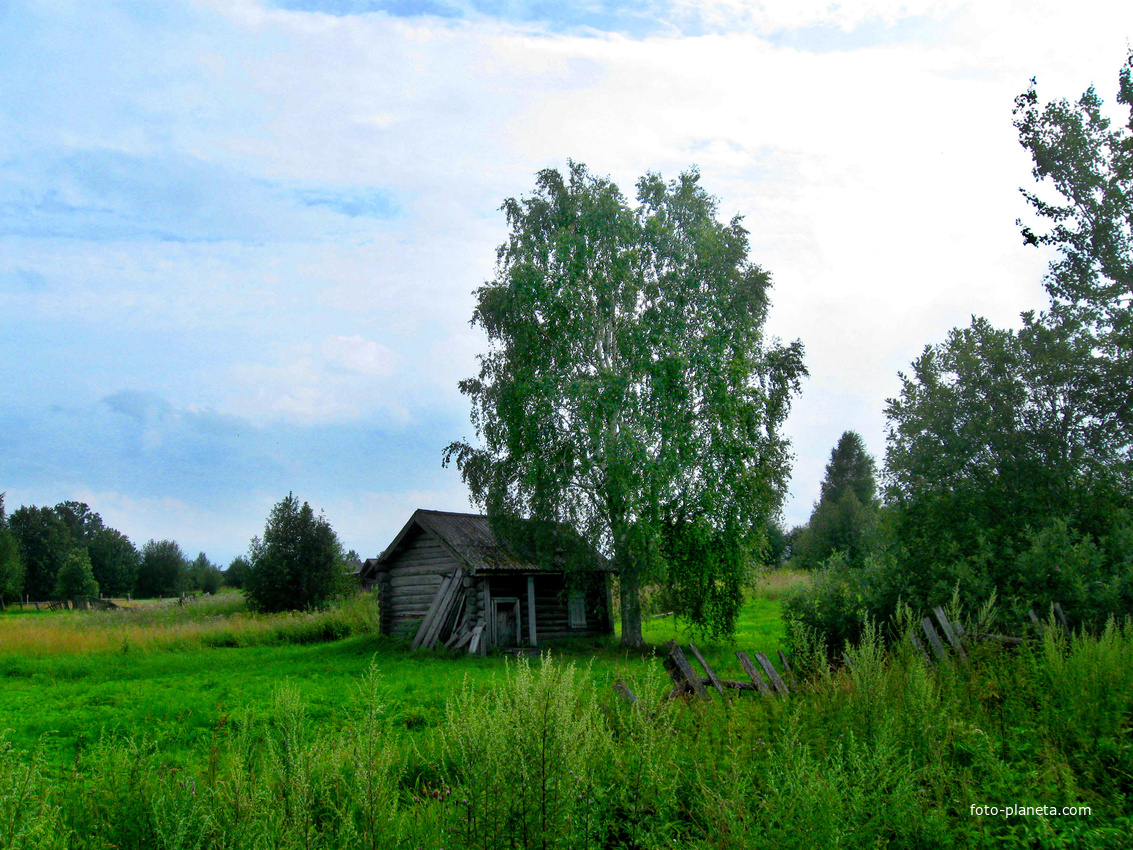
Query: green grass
[
  {"left": 4, "top": 574, "right": 1129, "bottom": 848},
  {"left": 0, "top": 585, "right": 793, "bottom": 765}
]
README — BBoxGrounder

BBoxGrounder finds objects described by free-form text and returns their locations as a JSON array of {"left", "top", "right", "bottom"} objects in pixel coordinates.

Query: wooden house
[{"left": 362, "top": 509, "right": 614, "bottom": 653}]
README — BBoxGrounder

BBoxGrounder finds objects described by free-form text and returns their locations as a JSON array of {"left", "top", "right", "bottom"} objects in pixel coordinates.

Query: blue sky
[{"left": 2, "top": 0, "right": 1129, "bottom": 564}]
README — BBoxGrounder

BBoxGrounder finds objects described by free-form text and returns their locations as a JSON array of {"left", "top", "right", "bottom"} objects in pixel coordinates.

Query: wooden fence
[{"left": 618, "top": 604, "right": 1071, "bottom": 705}]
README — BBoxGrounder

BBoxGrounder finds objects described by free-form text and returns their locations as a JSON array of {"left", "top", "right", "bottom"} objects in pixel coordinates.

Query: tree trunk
[{"left": 618, "top": 556, "right": 644, "bottom": 647}]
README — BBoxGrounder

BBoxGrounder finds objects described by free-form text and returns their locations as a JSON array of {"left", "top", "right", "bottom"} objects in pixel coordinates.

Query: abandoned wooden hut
[{"left": 364, "top": 509, "right": 614, "bottom": 653}]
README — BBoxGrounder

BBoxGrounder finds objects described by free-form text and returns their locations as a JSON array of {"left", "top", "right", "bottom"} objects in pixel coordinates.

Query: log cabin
[{"left": 360, "top": 509, "right": 614, "bottom": 653}]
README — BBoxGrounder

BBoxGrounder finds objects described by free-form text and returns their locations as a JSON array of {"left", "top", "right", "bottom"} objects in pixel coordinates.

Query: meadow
[{"left": 1, "top": 574, "right": 1131, "bottom": 848}]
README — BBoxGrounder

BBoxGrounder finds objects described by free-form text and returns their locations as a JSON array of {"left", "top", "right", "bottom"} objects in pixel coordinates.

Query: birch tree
[{"left": 445, "top": 162, "right": 806, "bottom": 645}]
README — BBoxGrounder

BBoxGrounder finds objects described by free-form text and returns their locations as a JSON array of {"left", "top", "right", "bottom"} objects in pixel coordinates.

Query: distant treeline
[{"left": 0, "top": 494, "right": 226, "bottom": 601}]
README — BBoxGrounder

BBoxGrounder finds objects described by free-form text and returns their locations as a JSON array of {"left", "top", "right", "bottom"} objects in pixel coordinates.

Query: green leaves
[
  {"left": 245, "top": 493, "right": 346, "bottom": 613},
  {"left": 447, "top": 161, "right": 806, "bottom": 643}
]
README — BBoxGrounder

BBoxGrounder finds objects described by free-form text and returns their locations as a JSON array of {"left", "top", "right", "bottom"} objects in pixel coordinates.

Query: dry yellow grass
[
  {"left": 754, "top": 568, "right": 811, "bottom": 601},
  {"left": 0, "top": 592, "right": 381, "bottom": 656}
]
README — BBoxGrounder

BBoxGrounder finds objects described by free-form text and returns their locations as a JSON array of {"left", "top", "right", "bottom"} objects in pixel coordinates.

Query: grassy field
[
  {"left": 0, "top": 575, "right": 802, "bottom": 764},
  {"left": 2, "top": 571, "right": 1131, "bottom": 848}
]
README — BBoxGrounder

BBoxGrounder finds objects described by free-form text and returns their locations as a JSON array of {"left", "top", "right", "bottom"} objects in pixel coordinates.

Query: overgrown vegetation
[
  {"left": 1, "top": 604, "right": 1130, "bottom": 849},
  {"left": 786, "top": 53, "right": 1133, "bottom": 652}
]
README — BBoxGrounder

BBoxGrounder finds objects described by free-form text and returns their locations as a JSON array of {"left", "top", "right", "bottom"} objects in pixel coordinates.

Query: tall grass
[
  {"left": 0, "top": 593, "right": 381, "bottom": 656},
  {"left": 3, "top": 619, "right": 1131, "bottom": 849}
]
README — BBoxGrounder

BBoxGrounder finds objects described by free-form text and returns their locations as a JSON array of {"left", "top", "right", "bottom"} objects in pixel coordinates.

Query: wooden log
[
  {"left": 736, "top": 651, "right": 771, "bottom": 696},
  {"left": 921, "top": 617, "right": 949, "bottom": 662},
  {"left": 933, "top": 607, "right": 968, "bottom": 662},
  {"left": 1028, "top": 609, "right": 1044, "bottom": 634},
  {"left": 777, "top": 650, "right": 797, "bottom": 690},
  {"left": 687, "top": 643, "right": 726, "bottom": 697},
  {"left": 662, "top": 640, "right": 707, "bottom": 698},
  {"left": 754, "top": 652, "right": 789, "bottom": 696},
  {"left": 969, "top": 631, "right": 1031, "bottom": 646}
]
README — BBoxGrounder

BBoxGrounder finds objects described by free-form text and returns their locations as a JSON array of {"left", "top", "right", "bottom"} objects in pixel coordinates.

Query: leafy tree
[
  {"left": 136, "top": 540, "right": 188, "bottom": 599},
  {"left": 224, "top": 555, "right": 252, "bottom": 589},
  {"left": 9, "top": 505, "right": 72, "bottom": 600},
  {"left": 53, "top": 549, "right": 99, "bottom": 600},
  {"left": 884, "top": 315, "right": 1127, "bottom": 609},
  {"left": 54, "top": 501, "right": 104, "bottom": 546},
  {"left": 0, "top": 494, "right": 24, "bottom": 601},
  {"left": 876, "top": 54, "right": 1133, "bottom": 625},
  {"left": 188, "top": 552, "right": 222, "bottom": 595},
  {"left": 86, "top": 527, "right": 139, "bottom": 598},
  {"left": 53, "top": 501, "right": 140, "bottom": 597},
  {"left": 1013, "top": 51, "right": 1133, "bottom": 448},
  {"left": 792, "top": 431, "right": 882, "bottom": 571},
  {"left": 445, "top": 162, "right": 806, "bottom": 644},
  {"left": 245, "top": 493, "right": 346, "bottom": 613}
]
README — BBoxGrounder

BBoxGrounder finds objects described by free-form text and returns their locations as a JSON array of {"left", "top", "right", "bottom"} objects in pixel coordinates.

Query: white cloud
[
  {"left": 322, "top": 334, "right": 397, "bottom": 376},
  {"left": 6, "top": 0, "right": 1133, "bottom": 544}
]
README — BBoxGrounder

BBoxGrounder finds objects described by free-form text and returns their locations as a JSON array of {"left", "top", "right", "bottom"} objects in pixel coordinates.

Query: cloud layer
[{"left": 2, "top": 0, "right": 1128, "bottom": 561}]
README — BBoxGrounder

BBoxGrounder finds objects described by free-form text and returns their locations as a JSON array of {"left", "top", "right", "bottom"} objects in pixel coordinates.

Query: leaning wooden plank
[
  {"left": 720, "top": 679, "right": 757, "bottom": 691},
  {"left": 614, "top": 681, "right": 639, "bottom": 705},
  {"left": 662, "top": 640, "right": 707, "bottom": 698},
  {"left": 466, "top": 622, "right": 484, "bottom": 655},
  {"left": 444, "top": 609, "right": 472, "bottom": 648},
  {"left": 410, "top": 574, "right": 452, "bottom": 650},
  {"left": 933, "top": 607, "right": 968, "bottom": 661},
  {"left": 436, "top": 589, "right": 467, "bottom": 647},
  {"left": 778, "top": 650, "right": 798, "bottom": 690},
  {"left": 754, "top": 652, "right": 789, "bottom": 696},
  {"left": 907, "top": 631, "right": 932, "bottom": 664},
  {"left": 921, "top": 617, "right": 949, "bottom": 663},
  {"left": 735, "top": 651, "right": 771, "bottom": 696},
  {"left": 420, "top": 570, "right": 464, "bottom": 649},
  {"left": 687, "top": 643, "right": 726, "bottom": 697},
  {"left": 1053, "top": 603, "right": 1070, "bottom": 635},
  {"left": 1028, "top": 609, "right": 1044, "bottom": 634}
]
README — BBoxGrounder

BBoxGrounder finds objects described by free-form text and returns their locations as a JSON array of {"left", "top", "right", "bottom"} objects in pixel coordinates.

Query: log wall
[{"left": 380, "top": 528, "right": 460, "bottom": 636}]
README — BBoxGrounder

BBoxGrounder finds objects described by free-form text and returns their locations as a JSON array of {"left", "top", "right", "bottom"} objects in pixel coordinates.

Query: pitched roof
[{"left": 375, "top": 509, "right": 612, "bottom": 574}]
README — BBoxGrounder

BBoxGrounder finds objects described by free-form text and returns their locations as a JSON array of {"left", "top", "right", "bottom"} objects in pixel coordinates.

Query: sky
[{"left": 2, "top": 0, "right": 1130, "bottom": 566}]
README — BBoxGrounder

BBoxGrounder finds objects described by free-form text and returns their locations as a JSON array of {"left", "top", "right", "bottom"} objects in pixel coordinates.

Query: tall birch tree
[{"left": 445, "top": 162, "right": 806, "bottom": 645}]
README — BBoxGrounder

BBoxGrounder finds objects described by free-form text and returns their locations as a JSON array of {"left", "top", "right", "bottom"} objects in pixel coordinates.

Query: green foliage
[
  {"left": 872, "top": 55, "right": 1133, "bottom": 634},
  {"left": 136, "top": 539, "right": 188, "bottom": 599},
  {"left": 445, "top": 161, "right": 806, "bottom": 645},
  {"left": 188, "top": 553, "right": 223, "bottom": 595},
  {"left": 820, "top": 430, "right": 878, "bottom": 505},
  {"left": 0, "top": 502, "right": 23, "bottom": 600},
  {"left": 52, "top": 549, "right": 99, "bottom": 600},
  {"left": 1014, "top": 51, "right": 1133, "bottom": 440},
  {"left": 85, "top": 527, "right": 139, "bottom": 597},
  {"left": 8, "top": 506, "right": 72, "bottom": 601},
  {"left": 224, "top": 556, "right": 252, "bottom": 589},
  {"left": 444, "top": 656, "right": 611, "bottom": 848},
  {"left": 792, "top": 431, "right": 883, "bottom": 572},
  {"left": 245, "top": 493, "right": 346, "bottom": 613},
  {"left": 657, "top": 518, "right": 751, "bottom": 639},
  {"left": 0, "top": 733, "right": 69, "bottom": 849},
  {"left": 3, "top": 619, "right": 1133, "bottom": 847}
]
